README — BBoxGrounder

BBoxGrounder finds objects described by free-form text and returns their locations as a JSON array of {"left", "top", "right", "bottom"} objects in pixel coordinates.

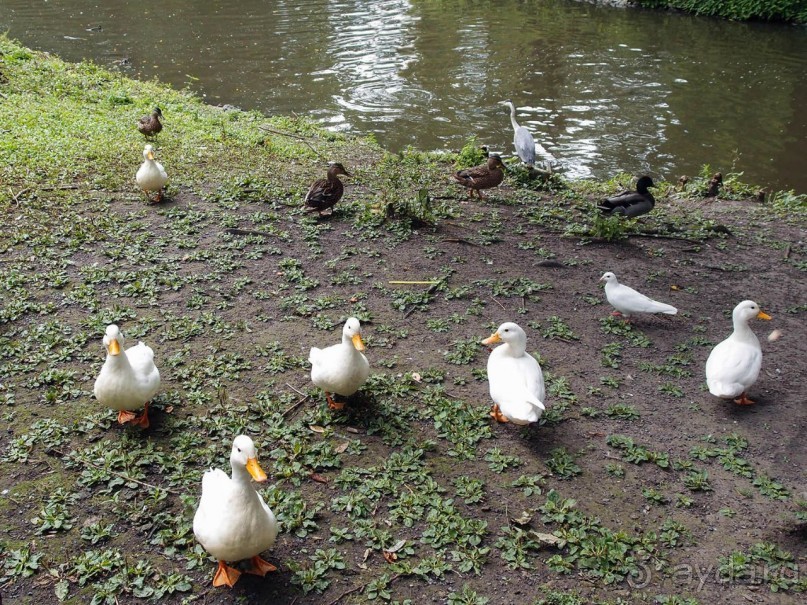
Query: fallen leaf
[
  {"left": 362, "top": 548, "right": 371, "bottom": 562},
  {"left": 511, "top": 510, "right": 533, "bottom": 525},
  {"left": 382, "top": 551, "right": 397, "bottom": 563},
  {"left": 334, "top": 441, "right": 350, "bottom": 454},
  {"left": 768, "top": 329, "right": 782, "bottom": 342},
  {"left": 309, "top": 425, "right": 325, "bottom": 433},
  {"left": 411, "top": 372, "right": 422, "bottom": 382},
  {"left": 309, "top": 473, "right": 328, "bottom": 484},
  {"left": 529, "top": 531, "right": 566, "bottom": 547},
  {"left": 346, "top": 427, "right": 361, "bottom": 434},
  {"left": 386, "top": 539, "right": 406, "bottom": 553},
  {"left": 165, "top": 405, "right": 174, "bottom": 414},
  {"left": 670, "top": 284, "right": 680, "bottom": 291}
]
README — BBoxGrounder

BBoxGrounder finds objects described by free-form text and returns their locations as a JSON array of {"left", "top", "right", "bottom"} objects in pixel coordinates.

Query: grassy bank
[
  {"left": 632, "top": 0, "right": 807, "bottom": 24},
  {"left": 1, "top": 35, "right": 806, "bottom": 605}
]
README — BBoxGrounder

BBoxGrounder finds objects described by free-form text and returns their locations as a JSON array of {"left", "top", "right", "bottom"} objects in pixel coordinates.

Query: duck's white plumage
[
  {"left": 193, "top": 436, "right": 277, "bottom": 577},
  {"left": 705, "top": 300, "right": 771, "bottom": 403},
  {"left": 135, "top": 144, "right": 168, "bottom": 198},
  {"left": 93, "top": 324, "right": 160, "bottom": 425},
  {"left": 482, "top": 322, "right": 545, "bottom": 425},
  {"left": 309, "top": 317, "right": 369, "bottom": 402},
  {"left": 600, "top": 271, "right": 677, "bottom": 317}
]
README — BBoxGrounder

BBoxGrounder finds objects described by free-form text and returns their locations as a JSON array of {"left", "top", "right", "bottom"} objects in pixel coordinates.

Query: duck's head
[
  {"left": 153, "top": 107, "right": 163, "bottom": 118},
  {"left": 231, "top": 435, "right": 268, "bottom": 483},
  {"left": 103, "top": 324, "right": 123, "bottom": 356},
  {"left": 328, "top": 162, "right": 351, "bottom": 178},
  {"left": 482, "top": 322, "right": 527, "bottom": 347},
  {"left": 733, "top": 300, "right": 771, "bottom": 323},
  {"left": 636, "top": 176, "right": 655, "bottom": 192},
  {"left": 599, "top": 271, "right": 618, "bottom": 285},
  {"left": 487, "top": 154, "right": 504, "bottom": 170},
  {"left": 342, "top": 317, "right": 365, "bottom": 351},
  {"left": 143, "top": 144, "right": 156, "bottom": 161}
]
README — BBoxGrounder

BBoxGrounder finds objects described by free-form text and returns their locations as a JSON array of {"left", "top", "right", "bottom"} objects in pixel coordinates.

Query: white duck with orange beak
[
  {"left": 309, "top": 317, "right": 369, "bottom": 410},
  {"left": 706, "top": 300, "right": 772, "bottom": 405},
  {"left": 135, "top": 144, "right": 168, "bottom": 202},
  {"left": 482, "top": 322, "right": 545, "bottom": 425},
  {"left": 193, "top": 435, "right": 278, "bottom": 588},
  {"left": 93, "top": 324, "right": 160, "bottom": 428}
]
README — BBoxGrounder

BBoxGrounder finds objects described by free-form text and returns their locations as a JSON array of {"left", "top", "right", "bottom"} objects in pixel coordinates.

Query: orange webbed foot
[
  {"left": 117, "top": 410, "right": 138, "bottom": 424},
  {"left": 326, "top": 392, "right": 345, "bottom": 410},
  {"left": 490, "top": 404, "right": 509, "bottom": 423},
  {"left": 247, "top": 555, "right": 277, "bottom": 577},
  {"left": 212, "top": 561, "right": 241, "bottom": 588},
  {"left": 733, "top": 393, "right": 756, "bottom": 406}
]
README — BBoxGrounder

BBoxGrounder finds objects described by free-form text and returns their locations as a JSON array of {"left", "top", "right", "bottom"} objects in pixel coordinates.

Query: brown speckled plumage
[
  {"left": 138, "top": 107, "right": 163, "bottom": 138},
  {"left": 453, "top": 154, "right": 505, "bottom": 199},
  {"left": 305, "top": 163, "right": 351, "bottom": 214}
]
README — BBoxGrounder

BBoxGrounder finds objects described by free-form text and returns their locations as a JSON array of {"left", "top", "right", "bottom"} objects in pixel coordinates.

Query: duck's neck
[
  {"left": 106, "top": 351, "right": 133, "bottom": 371},
  {"left": 503, "top": 340, "right": 526, "bottom": 357},
  {"left": 327, "top": 168, "right": 341, "bottom": 182},
  {"left": 230, "top": 464, "right": 254, "bottom": 489},
  {"left": 341, "top": 333, "right": 358, "bottom": 351},
  {"left": 732, "top": 318, "right": 758, "bottom": 344}
]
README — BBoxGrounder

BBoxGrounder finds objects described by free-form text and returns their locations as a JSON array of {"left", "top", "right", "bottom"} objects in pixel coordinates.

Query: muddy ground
[{"left": 0, "top": 174, "right": 805, "bottom": 605}]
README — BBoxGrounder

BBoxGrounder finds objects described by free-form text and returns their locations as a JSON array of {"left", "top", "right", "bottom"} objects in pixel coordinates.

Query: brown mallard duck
[
  {"left": 453, "top": 154, "right": 505, "bottom": 199},
  {"left": 305, "top": 163, "right": 351, "bottom": 215},
  {"left": 137, "top": 107, "right": 163, "bottom": 138}
]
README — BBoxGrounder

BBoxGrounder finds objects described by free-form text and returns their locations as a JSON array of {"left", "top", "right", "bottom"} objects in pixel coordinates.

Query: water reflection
[{"left": 2, "top": 0, "right": 806, "bottom": 191}]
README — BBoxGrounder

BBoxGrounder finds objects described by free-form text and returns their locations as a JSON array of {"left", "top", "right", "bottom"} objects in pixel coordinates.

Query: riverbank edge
[
  {"left": 0, "top": 35, "right": 803, "bottom": 214},
  {"left": 577, "top": 0, "right": 806, "bottom": 24}
]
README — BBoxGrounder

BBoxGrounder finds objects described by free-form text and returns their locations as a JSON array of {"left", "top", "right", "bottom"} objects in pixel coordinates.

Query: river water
[{"left": 3, "top": 0, "right": 806, "bottom": 192}]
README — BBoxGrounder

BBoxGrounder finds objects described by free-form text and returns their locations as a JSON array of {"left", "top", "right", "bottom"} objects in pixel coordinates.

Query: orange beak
[
  {"left": 757, "top": 310, "right": 772, "bottom": 320},
  {"left": 108, "top": 339, "right": 121, "bottom": 356},
  {"left": 245, "top": 457, "right": 268, "bottom": 483},
  {"left": 352, "top": 334, "right": 365, "bottom": 352},
  {"left": 147, "top": 150, "right": 155, "bottom": 160},
  {"left": 481, "top": 332, "right": 501, "bottom": 346}
]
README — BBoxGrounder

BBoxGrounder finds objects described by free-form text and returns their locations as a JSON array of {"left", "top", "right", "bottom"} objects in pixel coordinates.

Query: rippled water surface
[{"left": 3, "top": 0, "right": 806, "bottom": 191}]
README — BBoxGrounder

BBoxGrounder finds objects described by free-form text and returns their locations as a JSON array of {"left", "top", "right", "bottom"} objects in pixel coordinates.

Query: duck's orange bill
[
  {"left": 147, "top": 150, "right": 155, "bottom": 160},
  {"left": 352, "top": 334, "right": 366, "bottom": 351},
  {"left": 108, "top": 339, "right": 121, "bottom": 356},
  {"left": 482, "top": 333, "right": 501, "bottom": 346},
  {"left": 757, "top": 311, "right": 772, "bottom": 320},
  {"left": 245, "top": 458, "right": 268, "bottom": 483}
]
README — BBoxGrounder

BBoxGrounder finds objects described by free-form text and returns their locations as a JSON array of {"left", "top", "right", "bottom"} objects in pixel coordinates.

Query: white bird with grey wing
[{"left": 599, "top": 272, "right": 677, "bottom": 319}]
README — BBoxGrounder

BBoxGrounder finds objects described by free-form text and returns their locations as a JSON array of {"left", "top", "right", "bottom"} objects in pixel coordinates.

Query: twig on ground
[
  {"left": 223, "top": 228, "right": 276, "bottom": 238},
  {"left": 258, "top": 125, "right": 319, "bottom": 155},
  {"left": 442, "top": 237, "right": 478, "bottom": 246},
  {"left": 325, "top": 573, "right": 402, "bottom": 605},
  {"left": 54, "top": 449, "right": 181, "bottom": 495}
]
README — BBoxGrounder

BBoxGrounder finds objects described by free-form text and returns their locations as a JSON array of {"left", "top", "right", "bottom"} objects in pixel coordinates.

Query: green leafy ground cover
[{"left": 1, "top": 36, "right": 806, "bottom": 605}]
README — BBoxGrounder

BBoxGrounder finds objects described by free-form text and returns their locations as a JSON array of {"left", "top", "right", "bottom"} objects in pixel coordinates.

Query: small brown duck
[
  {"left": 305, "top": 163, "right": 351, "bottom": 215},
  {"left": 137, "top": 107, "right": 163, "bottom": 138},
  {"left": 453, "top": 154, "right": 505, "bottom": 199}
]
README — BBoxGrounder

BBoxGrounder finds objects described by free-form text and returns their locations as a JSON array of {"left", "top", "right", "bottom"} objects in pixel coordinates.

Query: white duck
[
  {"left": 310, "top": 317, "right": 369, "bottom": 410},
  {"left": 600, "top": 271, "right": 677, "bottom": 319},
  {"left": 705, "top": 300, "right": 771, "bottom": 405},
  {"left": 93, "top": 324, "right": 160, "bottom": 428},
  {"left": 193, "top": 435, "right": 278, "bottom": 588},
  {"left": 482, "top": 322, "right": 545, "bottom": 425},
  {"left": 135, "top": 144, "right": 168, "bottom": 203}
]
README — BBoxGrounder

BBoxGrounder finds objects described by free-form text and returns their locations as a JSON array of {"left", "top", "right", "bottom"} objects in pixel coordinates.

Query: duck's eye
[{"left": 236, "top": 447, "right": 241, "bottom": 453}]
